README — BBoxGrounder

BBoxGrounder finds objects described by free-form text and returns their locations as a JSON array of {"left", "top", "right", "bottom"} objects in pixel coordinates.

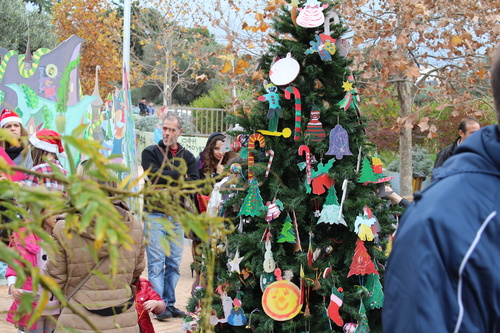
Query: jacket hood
[
  {"left": 76, "top": 200, "right": 133, "bottom": 257},
  {"left": 433, "top": 125, "right": 500, "bottom": 181}
]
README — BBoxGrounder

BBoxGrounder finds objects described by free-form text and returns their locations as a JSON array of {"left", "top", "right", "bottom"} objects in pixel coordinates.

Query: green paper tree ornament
[
  {"left": 354, "top": 301, "right": 370, "bottom": 333},
  {"left": 237, "top": 179, "right": 266, "bottom": 217},
  {"left": 277, "top": 214, "right": 297, "bottom": 243},
  {"left": 363, "top": 273, "right": 384, "bottom": 309},
  {"left": 357, "top": 157, "right": 378, "bottom": 184},
  {"left": 318, "top": 186, "right": 347, "bottom": 226}
]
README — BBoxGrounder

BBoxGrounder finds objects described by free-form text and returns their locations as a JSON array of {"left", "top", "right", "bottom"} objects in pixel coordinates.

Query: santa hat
[
  {"left": 0, "top": 108, "right": 22, "bottom": 128},
  {"left": 29, "top": 129, "right": 67, "bottom": 157}
]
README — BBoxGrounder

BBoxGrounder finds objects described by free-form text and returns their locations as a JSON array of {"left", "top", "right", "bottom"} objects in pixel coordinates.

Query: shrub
[{"left": 387, "top": 145, "right": 434, "bottom": 177}]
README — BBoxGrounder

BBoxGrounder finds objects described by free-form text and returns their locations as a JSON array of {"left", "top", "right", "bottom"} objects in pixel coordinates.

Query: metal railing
[{"left": 165, "top": 107, "right": 231, "bottom": 136}]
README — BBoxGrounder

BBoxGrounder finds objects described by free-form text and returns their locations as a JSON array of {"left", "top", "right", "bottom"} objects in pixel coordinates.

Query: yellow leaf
[
  {"left": 450, "top": 35, "right": 463, "bottom": 47},
  {"left": 221, "top": 61, "right": 232, "bottom": 74},
  {"left": 234, "top": 59, "right": 250, "bottom": 74}
]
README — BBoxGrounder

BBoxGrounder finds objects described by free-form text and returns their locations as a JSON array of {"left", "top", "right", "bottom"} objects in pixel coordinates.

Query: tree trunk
[{"left": 397, "top": 80, "right": 414, "bottom": 198}]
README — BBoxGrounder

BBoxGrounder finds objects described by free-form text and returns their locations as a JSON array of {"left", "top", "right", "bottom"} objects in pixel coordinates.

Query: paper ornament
[
  {"left": 363, "top": 273, "right": 384, "bottom": 310},
  {"left": 347, "top": 239, "right": 379, "bottom": 277},
  {"left": 305, "top": 106, "right": 326, "bottom": 141},
  {"left": 269, "top": 53, "right": 300, "bottom": 86},
  {"left": 265, "top": 198, "right": 283, "bottom": 222},
  {"left": 327, "top": 287, "right": 345, "bottom": 327},
  {"left": 305, "top": 34, "right": 337, "bottom": 61},
  {"left": 260, "top": 272, "right": 276, "bottom": 291},
  {"left": 258, "top": 127, "right": 293, "bottom": 138},
  {"left": 263, "top": 240, "right": 276, "bottom": 273},
  {"left": 265, "top": 150, "right": 274, "bottom": 177},
  {"left": 336, "top": 38, "right": 349, "bottom": 58},
  {"left": 262, "top": 278, "right": 301, "bottom": 321},
  {"left": 247, "top": 133, "right": 266, "bottom": 182},
  {"left": 292, "top": 210, "right": 303, "bottom": 252},
  {"left": 306, "top": 158, "right": 335, "bottom": 195},
  {"left": 326, "top": 124, "right": 353, "bottom": 159},
  {"left": 371, "top": 154, "right": 383, "bottom": 174},
  {"left": 296, "top": 0, "right": 329, "bottom": 28},
  {"left": 354, "top": 206, "right": 377, "bottom": 241},
  {"left": 231, "top": 140, "right": 242, "bottom": 152},
  {"left": 284, "top": 86, "right": 302, "bottom": 140},
  {"left": 228, "top": 292, "right": 247, "bottom": 326},
  {"left": 298, "top": 145, "right": 313, "bottom": 184},
  {"left": 307, "top": 232, "right": 314, "bottom": 267},
  {"left": 227, "top": 250, "right": 243, "bottom": 274},
  {"left": 354, "top": 302, "right": 370, "bottom": 333},
  {"left": 290, "top": 0, "right": 300, "bottom": 25},
  {"left": 337, "top": 76, "right": 360, "bottom": 111},
  {"left": 317, "top": 186, "right": 347, "bottom": 226},
  {"left": 357, "top": 157, "right": 394, "bottom": 185},
  {"left": 238, "top": 179, "right": 266, "bottom": 217},
  {"left": 277, "top": 214, "right": 296, "bottom": 243},
  {"left": 343, "top": 322, "right": 358, "bottom": 333},
  {"left": 258, "top": 82, "right": 283, "bottom": 132}
]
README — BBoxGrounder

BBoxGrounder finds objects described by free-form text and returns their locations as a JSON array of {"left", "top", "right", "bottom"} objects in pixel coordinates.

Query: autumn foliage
[{"left": 51, "top": 0, "right": 123, "bottom": 95}]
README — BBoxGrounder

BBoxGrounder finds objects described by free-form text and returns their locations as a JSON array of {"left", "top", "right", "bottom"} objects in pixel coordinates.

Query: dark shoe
[
  {"left": 167, "top": 305, "right": 186, "bottom": 318},
  {"left": 154, "top": 308, "right": 172, "bottom": 321}
]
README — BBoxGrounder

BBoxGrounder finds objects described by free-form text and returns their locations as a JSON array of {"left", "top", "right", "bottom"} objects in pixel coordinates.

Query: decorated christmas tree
[{"left": 187, "top": 1, "right": 400, "bottom": 331}]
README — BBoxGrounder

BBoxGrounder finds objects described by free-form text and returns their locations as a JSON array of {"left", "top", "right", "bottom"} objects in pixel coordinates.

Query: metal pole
[{"left": 123, "top": 0, "right": 131, "bottom": 78}]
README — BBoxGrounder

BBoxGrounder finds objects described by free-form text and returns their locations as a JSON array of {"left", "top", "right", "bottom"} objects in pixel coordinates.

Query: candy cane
[
  {"left": 247, "top": 133, "right": 266, "bottom": 182},
  {"left": 284, "top": 86, "right": 302, "bottom": 141},
  {"left": 265, "top": 150, "right": 274, "bottom": 178},
  {"left": 298, "top": 145, "right": 312, "bottom": 184}
]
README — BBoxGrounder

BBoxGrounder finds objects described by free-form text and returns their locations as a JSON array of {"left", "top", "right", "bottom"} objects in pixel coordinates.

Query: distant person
[
  {"left": 141, "top": 113, "right": 199, "bottom": 320},
  {"left": 0, "top": 108, "right": 32, "bottom": 169},
  {"left": 147, "top": 102, "right": 155, "bottom": 115},
  {"left": 383, "top": 46, "right": 500, "bottom": 332},
  {"left": 139, "top": 97, "right": 148, "bottom": 116},
  {"left": 433, "top": 116, "right": 480, "bottom": 170}
]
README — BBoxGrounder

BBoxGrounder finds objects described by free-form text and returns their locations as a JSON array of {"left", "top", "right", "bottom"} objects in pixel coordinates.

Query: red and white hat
[
  {"left": 29, "top": 129, "right": 66, "bottom": 157},
  {"left": 0, "top": 108, "right": 22, "bottom": 128}
]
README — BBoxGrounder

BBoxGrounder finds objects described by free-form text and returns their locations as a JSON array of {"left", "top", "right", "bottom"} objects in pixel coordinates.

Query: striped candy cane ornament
[
  {"left": 247, "top": 133, "right": 266, "bottom": 182},
  {"left": 265, "top": 150, "right": 274, "bottom": 178},
  {"left": 284, "top": 86, "right": 302, "bottom": 141}
]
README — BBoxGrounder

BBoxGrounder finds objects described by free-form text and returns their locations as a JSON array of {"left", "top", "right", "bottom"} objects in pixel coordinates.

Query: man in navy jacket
[{"left": 383, "top": 48, "right": 500, "bottom": 332}]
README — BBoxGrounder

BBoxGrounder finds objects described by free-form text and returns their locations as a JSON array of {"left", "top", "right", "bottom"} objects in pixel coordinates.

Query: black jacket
[
  {"left": 141, "top": 140, "right": 199, "bottom": 212},
  {"left": 433, "top": 137, "right": 460, "bottom": 170}
]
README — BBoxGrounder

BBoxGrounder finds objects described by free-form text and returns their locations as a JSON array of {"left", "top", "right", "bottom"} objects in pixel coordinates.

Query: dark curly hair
[{"left": 202, "top": 134, "right": 228, "bottom": 175}]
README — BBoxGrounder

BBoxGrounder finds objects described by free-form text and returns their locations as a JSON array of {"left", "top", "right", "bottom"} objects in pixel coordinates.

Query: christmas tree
[{"left": 187, "top": 1, "right": 399, "bottom": 331}]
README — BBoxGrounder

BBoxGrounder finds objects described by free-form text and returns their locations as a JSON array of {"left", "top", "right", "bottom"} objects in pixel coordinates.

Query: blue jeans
[{"left": 144, "top": 213, "right": 184, "bottom": 306}]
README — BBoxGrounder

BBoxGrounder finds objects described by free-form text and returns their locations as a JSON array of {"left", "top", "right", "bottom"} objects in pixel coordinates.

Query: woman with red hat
[
  {"left": 0, "top": 108, "right": 32, "bottom": 170},
  {"left": 23, "top": 128, "right": 68, "bottom": 193}
]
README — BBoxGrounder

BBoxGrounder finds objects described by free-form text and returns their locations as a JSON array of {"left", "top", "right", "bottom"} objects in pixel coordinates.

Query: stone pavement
[{"left": 0, "top": 239, "right": 195, "bottom": 333}]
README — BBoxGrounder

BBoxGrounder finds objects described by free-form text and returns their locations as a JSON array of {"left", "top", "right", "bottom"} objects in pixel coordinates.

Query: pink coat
[{"left": 5, "top": 230, "right": 40, "bottom": 329}]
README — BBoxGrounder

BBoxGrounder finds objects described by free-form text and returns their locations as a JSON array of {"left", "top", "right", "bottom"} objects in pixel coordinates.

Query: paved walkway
[{"left": 0, "top": 239, "right": 195, "bottom": 333}]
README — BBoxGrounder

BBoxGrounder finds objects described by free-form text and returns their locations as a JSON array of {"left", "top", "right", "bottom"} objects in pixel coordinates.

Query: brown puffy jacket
[{"left": 45, "top": 200, "right": 145, "bottom": 333}]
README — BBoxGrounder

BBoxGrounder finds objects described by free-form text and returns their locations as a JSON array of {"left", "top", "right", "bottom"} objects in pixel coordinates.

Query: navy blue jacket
[{"left": 383, "top": 125, "right": 500, "bottom": 333}]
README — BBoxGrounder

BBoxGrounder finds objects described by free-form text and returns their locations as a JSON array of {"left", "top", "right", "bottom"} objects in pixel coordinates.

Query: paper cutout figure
[
  {"left": 372, "top": 154, "right": 383, "bottom": 174},
  {"left": 305, "top": 34, "right": 337, "bottom": 61},
  {"left": 228, "top": 292, "right": 247, "bottom": 326},
  {"left": 317, "top": 186, "right": 347, "bottom": 226},
  {"left": 337, "top": 76, "right": 360, "bottom": 111},
  {"left": 247, "top": 133, "right": 266, "bottom": 182},
  {"left": 354, "top": 206, "right": 377, "bottom": 241},
  {"left": 296, "top": 0, "right": 328, "bottom": 28},
  {"left": 347, "top": 239, "right": 379, "bottom": 277},
  {"left": 306, "top": 158, "right": 335, "bottom": 195},
  {"left": 260, "top": 272, "right": 276, "bottom": 291},
  {"left": 355, "top": 302, "right": 371, "bottom": 333},
  {"left": 284, "top": 86, "right": 302, "bottom": 141},
  {"left": 305, "top": 106, "right": 326, "bottom": 141},
  {"left": 262, "top": 279, "right": 301, "bottom": 321},
  {"left": 227, "top": 251, "right": 243, "bottom": 274},
  {"left": 363, "top": 273, "right": 384, "bottom": 310},
  {"left": 263, "top": 240, "right": 276, "bottom": 273},
  {"left": 265, "top": 198, "right": 283, "bottom": 222},
  {"left": 298, "top": 145, "right": 313, "bottom": 184},
  {"left": 258, "top": 82, "right": 282, "bottom": 132},
  {"left": 327, "top": 287, "right": 344, "bottom": 327},
  {"left": 238, "top": 179, "right": 266, "bottom": 217},
  {"left": 326, "top": 124, "right": 353, "bottom": 159},
  {"left": 277, "top": 214, "right": 296, "bottom": 243},
  {"left": 269, "top": 53, "right": 300, "bottom": 86}
]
